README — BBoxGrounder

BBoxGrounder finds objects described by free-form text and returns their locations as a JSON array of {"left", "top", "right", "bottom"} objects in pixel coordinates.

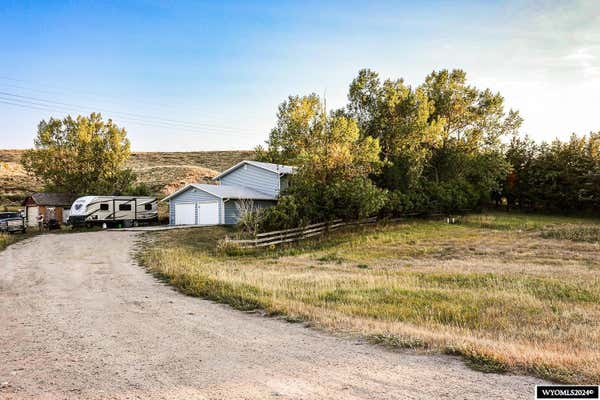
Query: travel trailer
[{"left": 68, "top": 196, "right": 158, "bottom": 227}]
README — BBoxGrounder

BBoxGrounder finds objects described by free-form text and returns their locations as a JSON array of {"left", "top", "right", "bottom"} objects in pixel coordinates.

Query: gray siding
[
  {"left": 224, "top": 200, "right": 276, "bottom": 225},
  {"left": 219, "top": 164, "right": 280, "bottom": 197},
  {"left": 169, "top": 187, "right": 221, "bottom": 225}
]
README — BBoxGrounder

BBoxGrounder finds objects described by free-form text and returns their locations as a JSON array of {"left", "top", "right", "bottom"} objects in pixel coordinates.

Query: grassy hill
[{"left": 0, "top": 149, "right": 254, "bottom": 208}]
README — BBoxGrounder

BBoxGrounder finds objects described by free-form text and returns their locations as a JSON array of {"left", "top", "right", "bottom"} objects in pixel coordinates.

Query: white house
[{"left": 162, "top": 160, "right": 295, "bottom": 226}]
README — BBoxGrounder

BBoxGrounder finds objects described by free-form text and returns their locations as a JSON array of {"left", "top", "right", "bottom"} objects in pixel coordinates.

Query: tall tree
[
  {"left": 347, "top": 69, "right": 444, "bottom": 190},
  {"left": 257, "top": 94, "right": 382, "bottom": 182},
  {"left": 420, "top": 69, "right": 521, "bottom": 182},
  {"left": 255, "top": 94, "right": 324, "bottom": 164},
  {"left": 257, "top": 94, "right": 386, "bottom": 224},
  {"left": 347, "top": 68, "right": 518, "bottom": 212},
  {"left": 21, "top": 113, "right": 136, "bottom": 195},
  {"left": 502, "top": 132, "right": 600, "bottom": 213},
  {"left": 504, "top": 133, "right": 537, "bottom": 209}
]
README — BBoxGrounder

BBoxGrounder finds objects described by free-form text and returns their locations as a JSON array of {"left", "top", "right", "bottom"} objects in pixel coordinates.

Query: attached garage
[
  {"left": 197, "top": 202, "right": 219, "bottom": 225},
  {"left": 162, "top": 183, "right": 277, "bottom": 226},
  {"left": 174, "top": 203, "right": 196, "bottom": 225}
]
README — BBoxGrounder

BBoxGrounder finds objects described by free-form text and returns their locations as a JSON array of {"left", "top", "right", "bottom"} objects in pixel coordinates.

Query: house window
[
  {"left": 119, "top": 204, "right": 132, "bottom": 211},
  {"left": 145, "top": 203, "right": 153, "bottom": 211},
  {"left": 100, "top": 203, "right": 109, "bottom": 211}
]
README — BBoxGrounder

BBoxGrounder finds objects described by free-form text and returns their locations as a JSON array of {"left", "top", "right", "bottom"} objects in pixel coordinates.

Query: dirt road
[{"left": 0, "top": 231, "right": 545, "bottom": 399}]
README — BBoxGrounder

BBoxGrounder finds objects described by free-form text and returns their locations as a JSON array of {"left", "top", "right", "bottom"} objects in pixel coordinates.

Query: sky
[{"left": 0, "top": 0, "right": 599, "bottom": 151}]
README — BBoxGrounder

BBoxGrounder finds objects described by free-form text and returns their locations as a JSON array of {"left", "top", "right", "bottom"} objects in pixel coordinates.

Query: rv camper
[{"left": 68, "top": 196, "right": 158, "bottom": 227}]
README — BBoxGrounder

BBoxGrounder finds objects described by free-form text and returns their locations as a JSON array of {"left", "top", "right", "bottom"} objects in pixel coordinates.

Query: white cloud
[{"left": 564, "top": 47, "right": 600, "bottom": 78}]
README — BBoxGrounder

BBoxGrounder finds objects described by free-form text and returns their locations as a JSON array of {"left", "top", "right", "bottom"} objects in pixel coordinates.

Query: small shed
[{"left": 22, "top": 193, "right": 76, "bottom": 227}]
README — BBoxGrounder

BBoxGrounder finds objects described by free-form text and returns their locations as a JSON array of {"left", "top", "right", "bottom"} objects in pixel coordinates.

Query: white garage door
[
  {"left": 197, "top": 202, "right": 219, "bottom": 225},
  {"left": 175, "top": 203, "right": 196, "bottom": 225}
]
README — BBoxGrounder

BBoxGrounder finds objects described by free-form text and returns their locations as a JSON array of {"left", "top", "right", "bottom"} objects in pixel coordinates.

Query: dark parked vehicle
[
  {"left": 47, "top": 218, "right": 61, "bottom": 230},
  {"left": 0, "top": 212, "right": 26, "bottom": 233}
]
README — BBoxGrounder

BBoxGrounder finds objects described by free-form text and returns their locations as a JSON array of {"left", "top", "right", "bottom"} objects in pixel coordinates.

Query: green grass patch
[
  {"left": 541, "top": 225, "right": 600, "bottom": 243},
  {"left": 317, "top": 253, "right": 345, "bottom": 264},
  {"left": 464, "top": 352, "right": 510, "bottom": 373},
  {"left": 463, "top": 211, "right": 600, "bottom": 231}
]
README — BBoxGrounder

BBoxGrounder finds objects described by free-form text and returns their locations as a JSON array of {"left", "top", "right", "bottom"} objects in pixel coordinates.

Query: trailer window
[
  {"left": 119, "top": 204, "right": 132, "bottom": 211},
  {"left": 145, "top": 203, "right": 153, "bottom": 210},
  {"left": 100, "top": 203, "right": 109, "bottom": 211}
]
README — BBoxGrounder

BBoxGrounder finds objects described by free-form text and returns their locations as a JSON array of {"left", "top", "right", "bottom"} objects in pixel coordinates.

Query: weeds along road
[{"left": 0, "top": 231, "right": 545, "bottom": 399}]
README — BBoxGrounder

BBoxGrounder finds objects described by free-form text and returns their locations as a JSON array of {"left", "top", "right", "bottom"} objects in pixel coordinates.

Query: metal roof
[
  {"left": 161, "top": 184, "right": 277, "bottom": 202},
  {"left": 213, "top": 160, "right": 295, "bottom": 181},
  {"left": 23, "top": 192, "right": 77, "bottom": 206},
  {"left": 245, "top": 160, "right": 295, "bottom": 175}
]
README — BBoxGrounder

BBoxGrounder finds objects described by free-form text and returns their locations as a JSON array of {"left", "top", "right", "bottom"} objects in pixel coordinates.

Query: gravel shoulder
[{"left": 0, "top": 231, "right": 546, "bottom": 399}]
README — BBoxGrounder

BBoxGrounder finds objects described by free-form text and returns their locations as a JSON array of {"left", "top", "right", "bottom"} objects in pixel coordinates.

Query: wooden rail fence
[
  {"left": 223, "top": 209, "right": 473, "bottom": 249},
  {"left": 225, "top": 217, "right": 378, "bottom": 248}
]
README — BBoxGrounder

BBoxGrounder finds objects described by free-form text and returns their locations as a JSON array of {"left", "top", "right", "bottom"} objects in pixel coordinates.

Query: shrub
[
  {"left": 260, "top": 177, "right": 386, "bottom": 231},
  {"left": 125, "top": 182, "right": 151, "bottom": 196},
  {"left": 425, "top": 179, "right": 480, "bottom": 212},
  {"left": 323, "top": 177, "right": 387, "bottom": 220},
  {"left": 236, "top": 199, "right": 264, "bottom": 236},
  {"left": 261, "top": 195, "right": 303, "bottom": 231},
  {"left": 382, "top": 191, "right": 418, "bottom": 216}
]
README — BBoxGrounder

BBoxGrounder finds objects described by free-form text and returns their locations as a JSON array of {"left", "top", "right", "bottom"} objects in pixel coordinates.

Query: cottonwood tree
[
  {"left": 256, "top": 94, "right": 324, "bottom": 164},
  {"left": 348, "top": 69, "right": 444, "bottom": 190},
  {"left": 21, "top": 113, "right": 137, "bottom": 195},
  {"left": 420, "top": 69, "right": 521, "bottom": 184},
  {"left": 257, "top": 94, "right": 386, "bottom": 225},
  {"left": 346, "top": 68, "right": 518, "bottom": 212},
  {"left": 258, "top": 94, "right": 382, "bottom": 182}
]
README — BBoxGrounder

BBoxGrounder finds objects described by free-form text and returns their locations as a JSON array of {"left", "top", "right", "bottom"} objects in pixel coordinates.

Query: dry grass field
[
  {"left": 138, "top": 212, "right": 600, "bottom": 384},
  {"left": 0, "top": 149, "right": 253, "bottom": 208}
]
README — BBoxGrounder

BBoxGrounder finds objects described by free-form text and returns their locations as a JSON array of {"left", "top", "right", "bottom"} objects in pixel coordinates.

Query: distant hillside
[
  {"left": 127, "top": 151, "right": 254, "bottom": 195},
  {"left": 0, "top": 150, "right": 43, "bottom": 207},
  {"left": 0, "top": 149, "right": 254, "bottom": 208}
]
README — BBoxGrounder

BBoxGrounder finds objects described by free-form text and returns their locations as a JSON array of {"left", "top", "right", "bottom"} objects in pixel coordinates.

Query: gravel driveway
[{"left": 0, "top": 231, "right": 546, "bottom": 399}]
